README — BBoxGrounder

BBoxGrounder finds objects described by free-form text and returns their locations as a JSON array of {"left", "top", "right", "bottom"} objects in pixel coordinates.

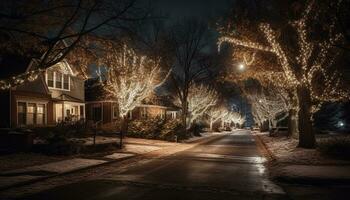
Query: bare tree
[
  {"left": 169, "top": 19, "right": 213, "bottom": 129},
  {"left": 0, "top": 0, "right": 150, "bottom": 89}
]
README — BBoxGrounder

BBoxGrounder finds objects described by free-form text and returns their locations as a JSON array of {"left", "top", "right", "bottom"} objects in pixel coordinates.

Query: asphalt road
[{"left": 24, "top": 130, "right": 288, "bottom": 200}]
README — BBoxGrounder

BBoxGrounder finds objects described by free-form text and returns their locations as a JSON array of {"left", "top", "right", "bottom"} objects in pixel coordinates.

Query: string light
[
  {"left": 177, "top": 84, "right": 218, "bottom": 126},
  {"left": 206, "top": 106, "right": 229, "bottom": 130},
  {"left": 0, "top": 69, "right": 45, "bottom": 90},
  {"left": 99, "top": 45, "right": 170, "bottom": 118},
  {"left": 218, "top": 0, "right": 349, "bottom": 120}
]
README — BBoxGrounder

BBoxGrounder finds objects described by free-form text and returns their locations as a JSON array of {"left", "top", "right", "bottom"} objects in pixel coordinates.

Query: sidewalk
[
  {"left": 253, "top": 131, "right": 350, "bottom": 185},
  {"left": 0, "top": 132, "right": 223, "bottom": 191}
]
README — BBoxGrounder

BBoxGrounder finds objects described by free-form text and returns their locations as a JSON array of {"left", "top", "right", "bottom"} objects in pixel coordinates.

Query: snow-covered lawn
[{"left": 255, "top": 131, "right": 350, "bottom": 165}]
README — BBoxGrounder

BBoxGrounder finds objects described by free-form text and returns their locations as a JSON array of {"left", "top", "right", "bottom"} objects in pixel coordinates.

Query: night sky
[{"left": 154, "top": 0, "right": 234, "bottom": 21}]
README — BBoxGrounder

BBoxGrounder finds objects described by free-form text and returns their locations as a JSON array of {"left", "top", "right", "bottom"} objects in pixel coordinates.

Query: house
[
  {"left": 0, "top": 54, "right": 85, "bottom": 128},
  {"left": 85, "top": 79, "right": 180, "bottom": 124}
]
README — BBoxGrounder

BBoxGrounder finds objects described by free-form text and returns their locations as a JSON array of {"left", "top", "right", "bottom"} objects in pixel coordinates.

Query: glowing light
[
  {"left": 180, "top": 84, "right": 218, "bottom": 126},
  {"left": 218, "top": 0, "right": 349, "bottom": 121},
  {"left": 98, "top": 45, "right": 170, "bottom": 118},
  {"left": 238, "top": 63, "right": 245, "bottom": 71}
]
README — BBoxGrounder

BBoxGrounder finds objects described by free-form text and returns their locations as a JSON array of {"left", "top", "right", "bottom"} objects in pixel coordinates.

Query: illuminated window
[
  {"left": 37, "top": 104, "right": 45, "bottom": 125},
  {"left": 17, "top": 102, "right": 26, "bottom": 125},
  {"left": 47, "top": 71, "right": 54, "bottom": 87},
  {"left": 63, "top": 74, "right": 69, "bottom": 90},
  {"left": 46, "top": 70, "right": 70, "bottom": 90},
  {"left": 55, "top": 72, "right": 62, "bottom": 89},
  {"left": 27, "top": 103, "right": 36, "bottom": 125}
]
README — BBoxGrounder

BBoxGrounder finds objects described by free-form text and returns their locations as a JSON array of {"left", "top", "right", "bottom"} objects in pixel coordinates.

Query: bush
[
  {"left": 160, "top": 120, "right": 188, "bottom": 141},
  {"left": 318, "top": 136, "right": 350, "bottom": 159},
  {"left": 33, "top": 120, "right": 91, "bottom": 140},
  {"left": 128, "top": 118, "right": 165, "bottom": 139},
  {"left": 127, "top": 119, "right": 189, "bottom": 142},
  {"left": 188, "top": 122, "right": 206, "bottom": 136},
  {"left": 32, "top": 121, "right": 90, "bottom": 155}
]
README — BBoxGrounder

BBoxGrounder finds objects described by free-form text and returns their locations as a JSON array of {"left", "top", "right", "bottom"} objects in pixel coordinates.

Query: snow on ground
[{"left": 255, "top": 132, "right": 350, "bottom": 165}]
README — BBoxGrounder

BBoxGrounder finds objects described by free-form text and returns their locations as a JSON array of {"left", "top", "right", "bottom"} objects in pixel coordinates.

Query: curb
[
  {"left": 0, "top": 154, "right": 136, "bottom": 192},
  {"left": 252, "top": 132, "right": 350, "bottom": 186},
  {"left": 253, "top": 132, "right": 276, "bottom": 162},
  {"left": 275, "top": 175, "right": 350, "bottom": 186},
  {"left": 0, "top": 133, "right": 223, "bottom": 192}
]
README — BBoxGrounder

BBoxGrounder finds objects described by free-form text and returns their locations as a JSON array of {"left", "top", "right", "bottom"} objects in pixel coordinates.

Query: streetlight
[
  {"left": 238, "top": 63, "right": 245, "bottom": 71},
  {"left": 339, "top": 121, "right": 345, "bottom": 128}
]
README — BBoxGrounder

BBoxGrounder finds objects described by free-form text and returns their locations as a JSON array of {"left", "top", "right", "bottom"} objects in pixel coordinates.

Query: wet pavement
[{"left": 23, "top": 130, "right": 287, "bottom": 200}]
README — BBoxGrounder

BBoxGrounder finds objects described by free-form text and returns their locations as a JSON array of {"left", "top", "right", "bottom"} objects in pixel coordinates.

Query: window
[
  {"left": 17, "top": 102, "right": 26, "bottom": 125},
  {"left": 55, "top": 72, "right": 62, "bottom": 89},
  {"left": 46, "top": 70, "right": 70, "bottom": 90},
  {"left": 63, "top": 74, "right": 69, "bottom": 90},
  {"left": 27, "top": 103, "right": 36, "bottom": 125},
  {"left": 113, "top": 105, "right": 118, "bottom": 119},
  {"left": 160, "top": 110, "right": 165, "bottom": 119},
  {"left": 47, "top": 71, "right": 54, "bottom": 87},
  {"left": 37, "top": 104, "right": 45, "bottom": 125}
]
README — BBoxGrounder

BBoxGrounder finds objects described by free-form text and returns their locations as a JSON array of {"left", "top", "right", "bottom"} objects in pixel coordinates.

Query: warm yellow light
[{"left": 238, "top": 63, "right": 245, "bottom": 71}]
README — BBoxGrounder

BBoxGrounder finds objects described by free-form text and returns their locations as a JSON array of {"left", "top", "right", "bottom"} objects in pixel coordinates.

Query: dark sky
[{"left": 154, "top": 0, "right": 234, "bottom": 21}]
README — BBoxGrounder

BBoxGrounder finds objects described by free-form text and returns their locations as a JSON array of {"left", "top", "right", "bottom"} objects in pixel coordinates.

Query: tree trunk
[
  {"left": 272, "top": 120, "right": 277, "bottom": 129},
  {"left": 120, "top": 116, "right": 129, "bottom": 149},
  {"left": 268, "top": 119, "right": 273, "bottom": 131},
  {"left": 210, "top": 117, "right": 213, "bottom": 131},
  {"left": 297, "top": 85, "right": 315, "bottom": 148},
  {"left": 181, "top": 103, "right": 188, "bottom": 133},
  {"left": 287, "top": 91, "right": 299, "bottom": 139},
  {"left": 288, "top": 108, "right": 299, "bottom": 139}
]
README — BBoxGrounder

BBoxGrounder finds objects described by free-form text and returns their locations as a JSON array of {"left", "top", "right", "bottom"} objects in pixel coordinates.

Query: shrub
[
  {"left": 160, "top": 120, "right": 188, "bottom": 141},
  {"left": 128, "top": 118, "right": 165, "bottom": 139},
  {"left": 188, "top": 122, "right": 206, "bottom": 136},
  {"left": 318, "top": 136, "right": 350, "bottom": 159},
  {"left": 127, "top": 119, "right": 189, "bottom": 142}
]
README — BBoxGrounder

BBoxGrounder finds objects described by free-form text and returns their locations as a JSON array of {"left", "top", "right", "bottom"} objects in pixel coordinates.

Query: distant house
[
  {"left": 84, "top": 79, "right": 117, "bottom": 124},
  {"left": 85, "top": 79, "right": 180, "bottom": 124},
  {"left": 0, "top": 54, "right": 85, "bottom": 128}
]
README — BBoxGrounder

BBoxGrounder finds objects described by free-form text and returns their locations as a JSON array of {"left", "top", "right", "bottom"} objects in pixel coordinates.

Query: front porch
[{"left": 54, "top": 101, "right": 85, "bottom": 123}]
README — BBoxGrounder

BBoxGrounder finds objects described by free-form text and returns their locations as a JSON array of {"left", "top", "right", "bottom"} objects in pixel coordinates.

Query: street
[{"left": 23, "top": 130, "right": 287, "bottom": 200}]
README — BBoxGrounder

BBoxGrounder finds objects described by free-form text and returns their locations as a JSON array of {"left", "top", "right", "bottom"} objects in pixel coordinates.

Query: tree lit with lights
[{"left": 219, "top": 0, "right": 349, "bottom": 148}]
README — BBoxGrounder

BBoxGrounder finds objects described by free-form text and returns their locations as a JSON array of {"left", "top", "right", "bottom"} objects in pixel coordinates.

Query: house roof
[{"left": 52, "top": 94, "right": 85, "bottom": 103}]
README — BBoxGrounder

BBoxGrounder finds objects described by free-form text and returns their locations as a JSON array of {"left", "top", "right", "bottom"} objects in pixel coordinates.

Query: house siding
[
  {"left": 86, "top": 102, "right": 115, "bottom": 124},
  {"left": 103, "top": 102, "right": 112, "bottom": 124},
  {"left": 50, "top": 76, "right": 85, "bottom": 101}
]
